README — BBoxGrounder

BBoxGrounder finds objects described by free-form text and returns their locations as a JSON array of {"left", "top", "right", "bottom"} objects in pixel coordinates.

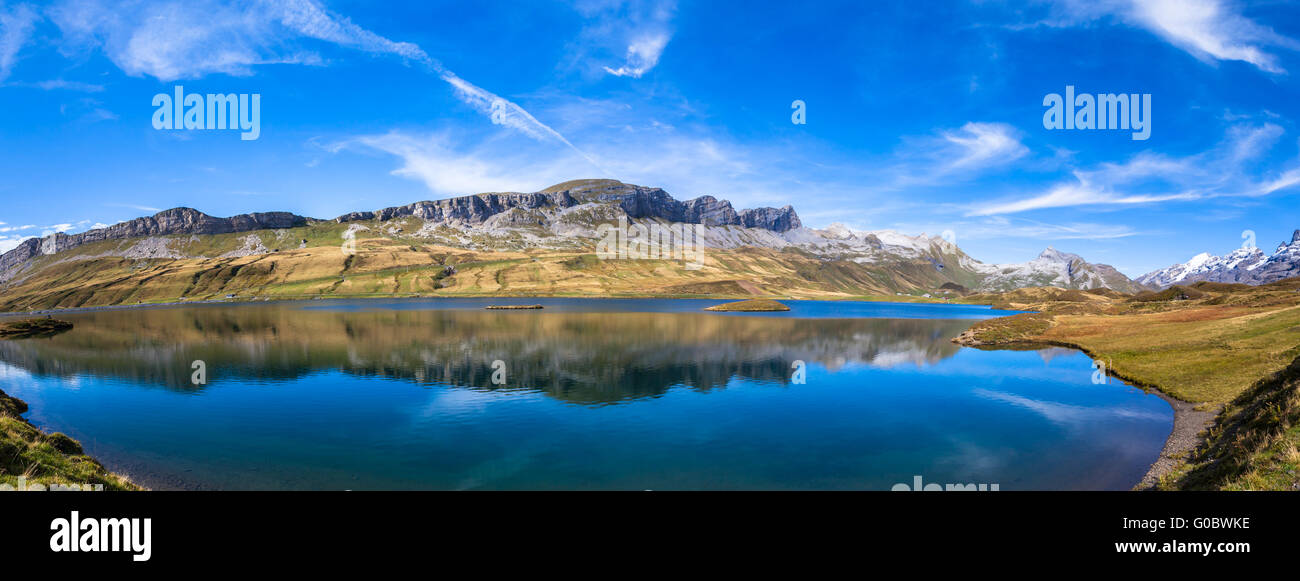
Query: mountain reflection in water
[
  {"left": 0, "top": 299, "right": 1171, "bottom": 491},
  {"left": 0, "top": 305, "right": 973, "bottom": 404}
]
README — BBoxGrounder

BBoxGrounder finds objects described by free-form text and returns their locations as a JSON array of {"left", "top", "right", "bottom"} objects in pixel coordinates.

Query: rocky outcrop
[
  {"left": 606, "top": 185, "right": 800, "bottom": 232},
  {"left": 337, "top": 192, "right": 582, "bottom": 226},
  {"left": 0, "top": 208, "right": 309, "bottom": 280},
  {"left": 739, "top": 205, "right": 801, "bottom": 232},
  {"left": 334, "top": 181, "right": 804, "bottom": 233}
]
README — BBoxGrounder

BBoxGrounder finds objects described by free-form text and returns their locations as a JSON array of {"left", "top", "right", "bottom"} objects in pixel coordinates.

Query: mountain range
[
  {"left": 0, "top": 179, "right": 1148, "bottom": 311},
  {"left": 1136, "top": 230, "right": 1300, "bottom": 288}
]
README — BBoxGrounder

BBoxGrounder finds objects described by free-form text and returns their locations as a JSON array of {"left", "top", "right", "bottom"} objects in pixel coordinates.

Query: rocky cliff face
[
  {"left": 609, "top": 186, "right": 800, "bottom": 232},
  {"left": 0, "top": 208, "right": 308, "bottom": 280},
  {"left": 335, "top": 192, "right": 582, "bottom": 225},
  {"left": 740, "top": 206, "right": 801, "bottom": 232},
  {"left": 334, "top": 181, "right": 803, "bottom": 233}
]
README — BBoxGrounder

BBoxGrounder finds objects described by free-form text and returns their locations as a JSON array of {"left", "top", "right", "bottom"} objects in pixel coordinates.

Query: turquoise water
[{"left": 0, "top": 298, "right": 1172, "bottom": 490}]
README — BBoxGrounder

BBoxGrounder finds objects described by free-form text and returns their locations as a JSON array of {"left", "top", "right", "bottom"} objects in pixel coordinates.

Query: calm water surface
[{"left": 0, "top": 298, "right": 1171, "bottom": 490}]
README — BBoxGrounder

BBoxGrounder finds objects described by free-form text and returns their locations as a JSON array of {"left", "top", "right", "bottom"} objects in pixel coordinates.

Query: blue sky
[{"left": 1, "top": 0, "right": 1299, "bottom": 277}]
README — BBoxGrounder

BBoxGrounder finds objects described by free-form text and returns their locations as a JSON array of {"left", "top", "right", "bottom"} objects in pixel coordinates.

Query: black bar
[{"left": 0, "top": 492, "right": 1282, "bottom": 569}]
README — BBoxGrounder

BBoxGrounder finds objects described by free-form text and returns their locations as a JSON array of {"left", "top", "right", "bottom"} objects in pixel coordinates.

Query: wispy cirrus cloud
[
  {"left": 104, "top": 203, "right": 162, "bottom": 213},
  {"left": 437, "top": 70, "right": 605, "bottom": 171},
  {"left": 327, "top": 122, "right": 877, "bottom": 214},
  {"left": 969, "top": 122, "right": 1300, "bottom": 216},
  {"left": 938, "top": 122, "right": 1029, "bottom": 170},
  {"left": 882, "top": 215, "right": 1141, "bottom": 243},
  {"left": 48, "top": 0, "right": 429, "bottom": 80},
  {"left": 326, "top": 131, "right": 579, "bottom": 196},
  {"left": 10, "top": 78, "right": 105, "bottom": 91},
  {"left": 0, "top": 2, "right": 38, "bottom": 82},
  {"left": 48, "top": 0, "right": 593, "bottom": 161},
  {"left": 883, "top": 121, "right": 1029, "bottom": 189},
  {"left": 1032, "top": 0, "right": 1300, "bottom": 73}
]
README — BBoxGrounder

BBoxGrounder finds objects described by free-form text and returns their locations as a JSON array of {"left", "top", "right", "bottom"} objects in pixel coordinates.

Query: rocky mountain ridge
[
  {"left": 332, "top": 180, "right": 802, "bottom": 233},
  {"left": 0, "top": 208, "right": 307, "bottom": 282},
  {"left": 0, "top": 179, "right": 1140, "bottom": 294},
  {"left": 1137, "top": 230, "right": 1300, "bottom": 288}
]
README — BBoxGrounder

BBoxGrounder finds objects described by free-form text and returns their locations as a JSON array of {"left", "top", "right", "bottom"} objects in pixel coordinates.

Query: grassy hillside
[{"left": 0, "top": 219, "right": 977, "bottom": 312}]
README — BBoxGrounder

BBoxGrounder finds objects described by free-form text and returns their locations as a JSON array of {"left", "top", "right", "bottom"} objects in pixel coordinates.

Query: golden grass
[
  {"left": 703, "top": 299, "right": 790, "bottom": 312},
  {"left": 0, "top": 231, "right": 967, "bottom": 312},
  {"left": 959, "top": 286, "right": 1300, "bottom": 404}
]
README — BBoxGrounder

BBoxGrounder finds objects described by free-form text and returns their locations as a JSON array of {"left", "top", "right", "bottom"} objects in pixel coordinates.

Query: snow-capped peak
[{"left": 1137, "top": 232, "right": 1299, "bottom": 288}]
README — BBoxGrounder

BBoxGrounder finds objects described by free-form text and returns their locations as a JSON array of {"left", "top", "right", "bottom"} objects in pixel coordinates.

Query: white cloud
[
  {"left": 969, "top": 122, "right": 1300, "bottom": 215},
  {"left": 889, "top": 215, "right": 1141, "bottom": 242},
  {"left": 0, "top": 2, "right": 38, "bottom": 82},
  {"left": 603, "top": 32, "right": 669, "bottom": 78},
  {"left": 1259, "top": 168, "right": 1300, "bottom": 196},
  {"left": 41, "top": 223, "right": 73, "bottom": 236},
  {"left": 969, "top": 182, "right": 1196, "bottom": 216},
  {"left": 49, "top": 0, "right": 327, "bottom": 80},
  {"left": 330, "top": 123, "right": 893, "bottom": 219},
  {"left": 881, "top": 122, "right": 1029, "bottom": 189},
  {"left": 438, "top": 71, "right": 603, "bottom": 170},
  {"left": 1041, "top": 0, "right": 1300, "bottom": 73},
  {"left": 105, "top": 203, "right": 162, "bottom": 213},
  {"left": 328, "top": 131, "right": 580, "bottom": 196},
  {"left": 48, "top": 0, "right": 594, "bottom": 164},
  {"left": 27, "top": 79, "right": 104, "bottom": 91},
  {"left": 0, "top": 219, "right": 112, "bottom": 253},
  {"left": 940, "top": 122, "right": 1029, "bottom": 170},
  {"left": 273, "top": 0, "right": 428, "bottom": 62},
  {"left": 572, "top": 0, "right": 676, "bottom": 79},
  {"left": 1126, "top": 0, "right": 1297, "bottom": 73}
]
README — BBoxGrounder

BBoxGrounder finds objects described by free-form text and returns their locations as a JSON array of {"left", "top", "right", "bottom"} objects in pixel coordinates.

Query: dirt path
[{"left": 1135, "top": 394, "right": 1219, "bottom": 490}]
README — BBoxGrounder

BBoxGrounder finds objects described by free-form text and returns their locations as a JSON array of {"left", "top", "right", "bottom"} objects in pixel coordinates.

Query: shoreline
[
  {"left": 0, "top": 388, "right": 140, "bottom": 491},
  {"left": 1134, "top": 390, "right": 1219, "bottom": 490},
  {"left": 0, "top": 292, "right": 978, "bottom": 319},
  {"left": 954, "top": 332, "right": 1215, "bottom": 490}
]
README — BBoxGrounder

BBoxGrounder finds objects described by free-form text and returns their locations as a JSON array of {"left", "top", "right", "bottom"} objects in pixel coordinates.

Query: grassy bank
[
  {"left": 1158, "top": 357, "right": 1300, "bottom": 490},
  {"left": 956, "top": 280, "right": 1300, "bottom": 490},
  {"left": 0, "top": 388, "right": 138, "bottom": 490}
]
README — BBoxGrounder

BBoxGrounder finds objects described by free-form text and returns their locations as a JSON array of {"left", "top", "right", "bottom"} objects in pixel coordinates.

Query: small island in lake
[
  {"left": 0, "top": 318, "right": 74, "bottom": 339},
  {"left": 704, "top": 299, "right": 791, "bottom": 312}
]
